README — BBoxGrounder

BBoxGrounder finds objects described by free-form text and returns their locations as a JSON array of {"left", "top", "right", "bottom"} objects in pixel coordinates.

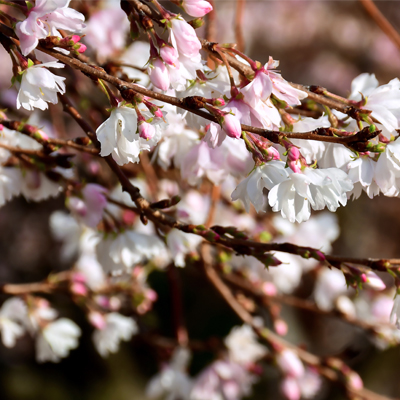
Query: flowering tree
[{"left": 0, "top": 0, "right": 400, "bottom": 399}]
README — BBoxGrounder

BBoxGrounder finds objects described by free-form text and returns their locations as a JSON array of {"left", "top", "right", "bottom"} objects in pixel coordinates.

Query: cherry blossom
[
  {"left": 96, "top": 104, "right": 164, "bottom": 166},
  {"left": 0, "top": 298, "right": 27, "bottom": 348},
  {"left": 146, "top": 347, "right": 193, "bottom": 399},
  {"left": 16, "top": 0, "right": 85, "bottom": 56},
  {"left": 224, "top": 324, "right": 267, "bottom": 365},
  {"left": 16, "top": 61, "right": 66, "bottom": 111},
  {"left": 92, "top": 313, "right": 138, "bottom": 357},
  {"left": 169, "top": 17, "right": 202, "bottom": 59}
]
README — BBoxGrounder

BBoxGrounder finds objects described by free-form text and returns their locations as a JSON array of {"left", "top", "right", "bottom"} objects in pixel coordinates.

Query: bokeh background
[{"left": 2, "top": 0, "right": 400, "bottom": 399}]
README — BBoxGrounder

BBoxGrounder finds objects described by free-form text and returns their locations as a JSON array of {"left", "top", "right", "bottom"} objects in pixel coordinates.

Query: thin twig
[
  {"left": 235, "top": 0, "right": 245, "bottom": 52},
  {"left": 359, "top": 0, "right": 400, "bottom": 52}
]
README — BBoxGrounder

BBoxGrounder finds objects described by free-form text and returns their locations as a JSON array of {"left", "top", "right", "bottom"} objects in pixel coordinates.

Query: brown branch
[
  {"left": 27, "top": 46, "right": 379, "bottom": 150},
  {"left": 235, "top": 0, "right": 245, "bottom": 52},
  {"left": 359, "top": 0, "right": 400, "bottom": 52},
  {"left": 3, "top": 30, "right": 389, "bottom": 275},
  {"left": 201, "top": 244, "right": 393, "bottom": 400},
  {"left": 222, "top": 272, "right": 392, "bottom": 333}
]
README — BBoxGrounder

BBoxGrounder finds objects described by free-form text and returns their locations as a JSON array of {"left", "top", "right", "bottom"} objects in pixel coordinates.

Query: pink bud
[
  {"left": 77, "top": 43, "right": 87, "bottom": 53},
  {"left": 287, "top": 146, "right": 300, "bottom": 162},
  {"left": 274, "top": 319, "right": 288, "bottom": 336},
  {"left": 89, "top": 311, "right": 107, "bottom": 330},
  {"left": 71, "top": 35, "right": 81, "bottom": 44},
  {"left": 221, "top": 113, "right": 242, "bottom": 139},
  {"left": 89, "top": 161, "right": 101, "bottom": 175},
  {"left": 71, "top": 282, "right": 88, "bottom": 296},
  {"left": 314, "top": 250, "right": 325, "bottom": 262},
  {"left": 208, "top": 98, "right": 225, "bottom": 107},
  {"left": 265, "top": 146, "right": 280, "bottom": 161},
  {"left": 72, "top": 272, "right": 86, "bottom": 283},
  {"left": 160, "top": 44, "right": 180, "bottom": 67},
  {"left": 146, "top": 288, "right": 158, "bottom": 302},
  {"left": 262, "top": 282, "right": 277, "bottom": 296},
  {"left": 363, "top": 271, "right": 386, "bottom": 291},
  {"left": 122, "top": 209, "right": 136, "bottom": 225},
  {"left": 288, "top": 160, "right": 302, "bottom": 173},
  {"left": 0, "top": 124, "right": 3, "bottom": 131},
  {"left": 154, "top": 109, "right": 164, "bottom": 118},
  {"left": 148, "top": 58, "right": 170, "bottom": 91},
  {"left": 277, "top": 350, "right": 305, "bottom": 378},
  {"left": 139, "top": 121, "right": 156, "bottom": 140},
  {"left": 347, "top": 371, "right": 363, "bottom": 390},
  {"left": 182, "top": 0, "right": 213, "bottom": 17},
  {"left": 281, "top": 377, "right": 301, "bottom": 400}
]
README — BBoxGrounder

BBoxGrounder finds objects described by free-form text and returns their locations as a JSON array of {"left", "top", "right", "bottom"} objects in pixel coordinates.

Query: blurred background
[{"left": 2, "top": 0, "right": 400, "bottom": 399}]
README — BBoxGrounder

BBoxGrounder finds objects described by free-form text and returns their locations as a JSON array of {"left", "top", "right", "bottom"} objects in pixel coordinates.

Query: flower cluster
[{"left": 0, "top": 1, "right": 399, "bottom": 399}]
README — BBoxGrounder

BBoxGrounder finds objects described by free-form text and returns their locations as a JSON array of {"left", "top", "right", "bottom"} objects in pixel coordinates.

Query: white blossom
[
  {"left": 268, "top": 167, "right": 353, "bottom": 223},
  {"left": 16, "top": 0, "right": 85, "bottom": 56},
  {"left": 96, "top": 104, "right": 163, "bottom": 166},
  {"left": 96, "top": 230, "right": 167, "bottom": 274},
  {"left": 93, "top": 312, "right": 138, "bottom": 357},
  {"left": 17, "top": 61, "right": 66, "bottom": 111},
  {"left": 314, "top": 268, "right": 350, "bottom": 311},
  {"left": 0, "top": 298, "right": 27, "bottom": 348},
  {"left": 350, "top": 73, "right": 400, "bottom": 132},
  {"left": 224, "top": 324, "right": 267, "bottom": 365},
  {"left": 36, "top": 318, "right": 81, "bottom": 363},
  {"left": 146, "top": 347, "right": 193, "bottom": 400}
]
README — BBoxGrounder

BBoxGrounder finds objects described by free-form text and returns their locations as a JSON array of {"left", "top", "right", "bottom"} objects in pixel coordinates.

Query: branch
[
  {"left": 201, "top": 244, "right": 393, "bottom": 400},
  {"left": 31, "top": 45, "right": 380, "bottom": 150},
  {"left": 359, "top": 0, "right": 400, "bottom": 52}
]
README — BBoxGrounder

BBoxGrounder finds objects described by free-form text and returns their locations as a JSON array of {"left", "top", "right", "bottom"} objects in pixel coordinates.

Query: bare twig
[{"left": 359, "top": 0, "right": 400, "bottom": 52}]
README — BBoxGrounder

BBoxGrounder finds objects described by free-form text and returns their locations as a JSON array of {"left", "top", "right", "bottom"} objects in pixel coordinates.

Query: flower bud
[
  {"left": 263, "top": 146, "right": 280, "bottom": 161},
  {"left": 221, "top": 113, "right": 242, "bottom": 139},
  {"left": 287, "top": 146, "right": 300, "bottom": 162},
  {"left": 281, "top": 377, "right": 301, "bottom": 400},
  {"left": 139, "top": 121, "right": 156, "bottom": 140},
  {"left": 159, "top": 44, "right": 180, "bottom": 67},
  {"left": 262, "top": 282, "right": 277, "bottom": 296},
  {"left": 148, "top": 58, "right": 170, "bottom": 91},
  {"left": 361, "top": 271, "right": 386, "bottom": 291},
  {"left": 288, "top": 160, "right": 302, "bottom": 173},
  {"left": 182, "top": 0, "right": 213, "bottom": 17},
  {"left": 89, "top": 311, "right": 106, "bottom": 330},
  {"left": 274, "top": 319, "right": 288, "bottom": 336},
  {"left": 346, "top": 371, "right": 363, "bottom": 391},
  {"left": 276, "top": 349, "right": 305, "bottom": 378}
]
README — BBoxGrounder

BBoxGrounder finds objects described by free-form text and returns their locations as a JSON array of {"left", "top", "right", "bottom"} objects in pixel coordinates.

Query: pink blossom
[
  {"left": 169, "top": 18, "right": 202, "bottom": 58},
  {"left": 361, "top": 271, "right": 386, "bottom": 291},
  {"left": 89, "top": 312, "right": 107, "bottom": 330},
  {"left": 84, "top": 7, "right": 129, "bottom": 62},
  {"left": 274, "top": 320, "right": 288, "bottom": 336},
  {"left": 276, "top": 349, "right": 305, "bottom": 378},
  {"left": 68, "top": 184, "right": 108, "bottom": 228},
  {"left": 241, "top": 69, "right": 273, "bottom": 107},
  {"left": 281, "top": 377, "right": 301, "bottom": 400},
  {"left": 148, "top": 58, "right": 170, "bottom": 91},
  {"left": 16, "top": 0, "right": 85, "bottom": 56},
  {"left": 182, "top": 0, "right": 213, "bottom": 17}
]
